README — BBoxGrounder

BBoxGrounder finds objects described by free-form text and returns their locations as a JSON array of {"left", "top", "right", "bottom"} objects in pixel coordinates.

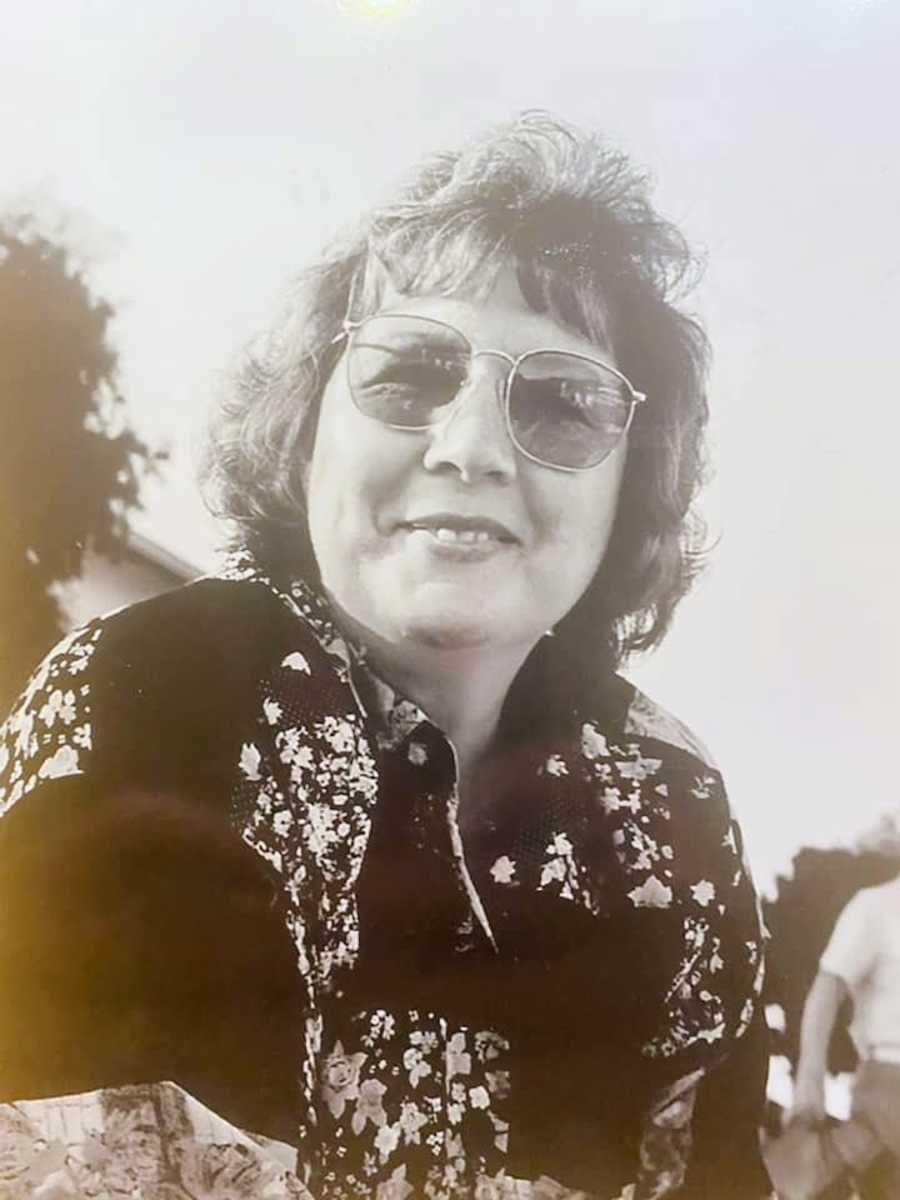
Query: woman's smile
[
  {"left": 305, "top": 267, "right": 626, "bottom": 654},
  {"left": 397, "top": 511, "right": 519, "bottom": 561}
]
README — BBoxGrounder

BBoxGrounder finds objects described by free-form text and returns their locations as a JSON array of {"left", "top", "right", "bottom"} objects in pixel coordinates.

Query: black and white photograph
[{"left": 1, "top": 2, "right": 898, "bottom": 1197}]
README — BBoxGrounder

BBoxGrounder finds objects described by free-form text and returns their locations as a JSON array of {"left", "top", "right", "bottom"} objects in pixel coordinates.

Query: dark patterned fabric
[{"left": 0, "top": 549, "right": 770, "bottom": 1199}]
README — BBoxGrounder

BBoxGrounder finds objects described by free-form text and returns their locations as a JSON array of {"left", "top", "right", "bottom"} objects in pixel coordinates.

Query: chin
[{"left": 400, "top": 612, "right": 496, "bottom": 651}]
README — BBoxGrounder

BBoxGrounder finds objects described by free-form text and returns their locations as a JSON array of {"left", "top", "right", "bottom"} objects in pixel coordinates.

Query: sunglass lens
[
  {"left": 348, "top": 315, "right": 469, "bottom": 427},
  {"left": 509, "top": 352, "right": 632, "bottom": 469}
]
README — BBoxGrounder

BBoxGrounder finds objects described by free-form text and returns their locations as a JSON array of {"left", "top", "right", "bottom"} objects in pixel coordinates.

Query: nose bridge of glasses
[
  {"left": 441, "top": 349, "right": 514, "bottom": 431},
  {"left": 424, "top": 349, "right": 518, "bottom": 475},
  {"left": 470, "top": 346, "right": 517, "bottom": 370}
]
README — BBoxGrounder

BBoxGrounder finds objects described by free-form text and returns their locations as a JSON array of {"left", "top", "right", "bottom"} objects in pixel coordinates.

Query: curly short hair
[{"left": 203, "top": 111, "right": 710, "bottom": 668}]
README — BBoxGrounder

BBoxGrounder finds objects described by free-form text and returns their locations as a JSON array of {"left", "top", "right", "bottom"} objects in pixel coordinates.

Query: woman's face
[{"left": 305, "top": 267, "right": 627, "bottom": 657}]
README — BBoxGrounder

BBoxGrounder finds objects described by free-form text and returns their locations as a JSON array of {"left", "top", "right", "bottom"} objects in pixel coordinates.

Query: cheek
[
  {"left": 306, "top": 397, "right": 411, "bottom": 552},
  {"left": 307, "top": 389, "right": 370, "bottom": 529},
  {"left": 531, "top": 458, "right": 625, "bottom": 575}
]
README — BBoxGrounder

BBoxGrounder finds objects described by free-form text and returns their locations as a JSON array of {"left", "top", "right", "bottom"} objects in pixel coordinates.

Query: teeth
[{"left": 431, "top": 527, "right": 493, "bottom": 544}]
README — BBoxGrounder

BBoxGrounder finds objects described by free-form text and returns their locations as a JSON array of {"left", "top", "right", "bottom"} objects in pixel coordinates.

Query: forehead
[{"left": 374, "top": 264, "right": 614, "bottom": 361}]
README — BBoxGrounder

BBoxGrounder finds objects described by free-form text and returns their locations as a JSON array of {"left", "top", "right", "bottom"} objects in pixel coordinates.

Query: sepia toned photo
[{"left": 1, "top": 2, "right": 898, "bottom": 1197}]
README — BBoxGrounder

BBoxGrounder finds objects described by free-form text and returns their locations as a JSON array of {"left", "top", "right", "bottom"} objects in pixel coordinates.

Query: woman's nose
[{"left": 421, "top": 356, "right": 517, "bottom": 484}]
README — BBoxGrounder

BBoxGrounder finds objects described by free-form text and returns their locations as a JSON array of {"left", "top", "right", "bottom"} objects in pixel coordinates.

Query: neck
[
  {"left": 331, "top": 608, "right": 534, "bottom": 780},
  {"left": 379, "top": 645, "right": 529, "bottom": 775}
]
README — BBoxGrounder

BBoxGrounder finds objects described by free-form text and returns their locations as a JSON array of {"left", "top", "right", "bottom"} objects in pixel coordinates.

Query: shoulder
[
  {"left": 578, "top": 676, "right": 725, "bottom": 816},
  {"left": 0, "top": 576, "right": 312, "bottom": 812},
  {"left": 620, "top": 681, "right": 718, "bottom": 771},
  {"left": 94, "top": 573, "right": 292, "bottom": 657},
  {"left": 7, "top": 575, "right": 292, "bottom": 718},
  {"left": 579, "top": 676, "right": 757, "bottom": 918},
  {"left": 820, "top": 882, "right": 888, "bottom": 981},
  {"left": 576, "top": 682, "right": 764, "bottom": 1054},
  {"left": 837, "top": 877, "right": 899, "bottom": 927}
]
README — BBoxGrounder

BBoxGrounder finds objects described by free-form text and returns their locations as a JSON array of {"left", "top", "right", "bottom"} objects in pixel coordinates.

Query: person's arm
[{"left": 786, "top": 970, "right": 848, "bottom": 1127}]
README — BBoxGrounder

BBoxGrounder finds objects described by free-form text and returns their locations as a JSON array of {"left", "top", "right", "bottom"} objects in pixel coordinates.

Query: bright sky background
[{"left": 3, "top": 0, "right": 898, "bottom": 891}]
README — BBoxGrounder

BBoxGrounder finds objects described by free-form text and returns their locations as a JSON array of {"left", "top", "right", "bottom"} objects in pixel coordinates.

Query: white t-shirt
[{"left": 820, "top": 875, "right": 900, "bottom": 1061}]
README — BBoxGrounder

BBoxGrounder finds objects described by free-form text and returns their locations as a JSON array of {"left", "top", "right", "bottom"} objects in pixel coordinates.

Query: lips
[{"left": 400, "top": 513, "right": 519, "bottom": 544}]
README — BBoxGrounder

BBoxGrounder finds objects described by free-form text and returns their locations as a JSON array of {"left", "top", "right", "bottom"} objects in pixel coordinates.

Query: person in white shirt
[{"left": 789, "top": 873, "right": 900, "bottom": 1195}]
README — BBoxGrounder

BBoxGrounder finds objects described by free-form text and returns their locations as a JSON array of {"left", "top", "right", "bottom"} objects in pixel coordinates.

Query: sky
[{"left": 3, "top": 0, "right": 898, "bottom": 891}]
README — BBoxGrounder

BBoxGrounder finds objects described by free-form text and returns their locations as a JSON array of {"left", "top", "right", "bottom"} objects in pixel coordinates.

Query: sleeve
[
  {"left": 0, "top": 621, "right": 307, "bottom": 1145},
  {"left": 0, "top": 620, "right": 101, "bottom": 819},
  {"left": 629, "top": 766, "right": 771, "bottom": 1200},
  {"left": 819, "top": 889, "right": 877, "bottom": 990}
]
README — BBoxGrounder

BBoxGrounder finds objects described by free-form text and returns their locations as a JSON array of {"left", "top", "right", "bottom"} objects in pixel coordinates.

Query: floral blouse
[{"left": 0, "top": 549, "right": 769, "bottom": 1200}]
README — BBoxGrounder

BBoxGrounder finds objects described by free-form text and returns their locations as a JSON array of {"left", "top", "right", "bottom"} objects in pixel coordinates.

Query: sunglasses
[{"left": 334, "top": 313, "right": 646, "bottom": 472}]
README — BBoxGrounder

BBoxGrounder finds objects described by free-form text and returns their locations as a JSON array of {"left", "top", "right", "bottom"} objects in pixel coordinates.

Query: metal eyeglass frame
[{"left": 332, "top": 313, "right": 647, "bottom": 473}]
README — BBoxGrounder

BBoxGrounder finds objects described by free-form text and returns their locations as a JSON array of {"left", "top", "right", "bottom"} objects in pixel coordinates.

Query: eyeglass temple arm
[{"left": 330, "top": 318, "right": 364, "bottom": 347}]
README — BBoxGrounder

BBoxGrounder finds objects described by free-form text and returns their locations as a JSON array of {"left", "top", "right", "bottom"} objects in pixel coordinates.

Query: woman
[{"left": 0, "top": 114, "right": 769, "bottom": 1198}]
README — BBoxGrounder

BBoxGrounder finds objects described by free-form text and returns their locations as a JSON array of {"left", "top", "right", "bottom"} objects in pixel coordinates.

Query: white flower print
[
  {"left": 38, "top": 689, "right": 65, "bottom": 728},
  {"left": 239, "top": 742, "right": 261, "bottom": 781},
  {"left": 691, "top": 880, "right": 715, "bottom": 907},
  {"left": 375, "top": 1165, "right": 414, "bottom": 1200},
  {"left": 468, "top": 1086, "right": 490, "bottom": 1110},
  {"left": 547, "top": 832, "right": 573, "bottom": 857},
  {"left": 263, "top": 699, "right": 283, "bottom": 725},
  {"left": 543, "top": 754, "right": 568, "bottom": 777},
  {"left": 489, "top": 856, "right": 516, "bottom": 885},
  {"left": 628, "top": 876, "right": 673, "bottom": 909},
  {"left": 539, "top": 832, "right": 587, "bottom": 905},
  {"left": 303, "top": 803, "right": 338, "bottom": 853},
  {"left": 407, "top": 741, "right": 428, "bottom": 766},
  {"left": 625, "top": 824, "right": 662, "bottom": 872},
  {"left": 318, "top": 715, "right": 357, "bottom": 755},
  {"left": 491, "top": 1115, "right": 509, "bottom": 1154},
  {"left": 398, "top": 1102, "right": 428, "bottom": 1145},
  {"left": 0, "top": 622, "right": 99, "bottom": 816},
  {"left": 691, "top": 775, "right": 714, "bottom": 800},
  {"left": 409, "top": 1029, "right": 438, "bottom": 1053},
  {"left": 446, "top": 1033, "right": 471, "bottom": 1078},
  {"left": 370, "top": 1011, "right": 396, "bottom": 1041},
  {"left": 273, "top": 809, "right": 294, "bottom": 836},
  {"left": 282, "top": 651, "right": 311, "bottom": 674},
  {"left": 540, "top": 858, "right": 566, "bottom": 888},
  {"left": 37, "top": 744, "right": 80, "bottom": 780},
  {"left": 352, "top": 1079, "right": 388, "bottom": 1134},
  {"left": 402, "top": 1047, "right": 432, "bottom": 1088},
  {"left": 277, "top": 727, "right": 301, "bottom": 760},
  {"left": 696, "top": 1021, "right": 725, "bottom": 1045},
  {"left": 374, "top": 1121, "right": 402, "bottom": 1160},
  {"left": 322, "top": 1041, "right": 367, "bottom": 1119},
  {"left": 737, "top": 997, "right": 755, "bottom": 1036},
  {"left": 601, "top": 786, "right": 638, "bottom": 814},
  {"left": 616, "top": 755, "right": 662, "bottom": 782},
  {"left": 580, "top": 722, "right": 609, "bottom": 760}
]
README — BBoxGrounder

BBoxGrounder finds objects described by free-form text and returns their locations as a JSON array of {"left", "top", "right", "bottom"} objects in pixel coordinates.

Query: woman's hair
[{"left": 203, "top": 111, "right": 710, "bottom": 667}]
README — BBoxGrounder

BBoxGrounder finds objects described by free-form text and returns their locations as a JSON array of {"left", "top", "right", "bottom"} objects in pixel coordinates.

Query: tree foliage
[{"left": 0, "top": 218, "right": 161, "bottom": 708}]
